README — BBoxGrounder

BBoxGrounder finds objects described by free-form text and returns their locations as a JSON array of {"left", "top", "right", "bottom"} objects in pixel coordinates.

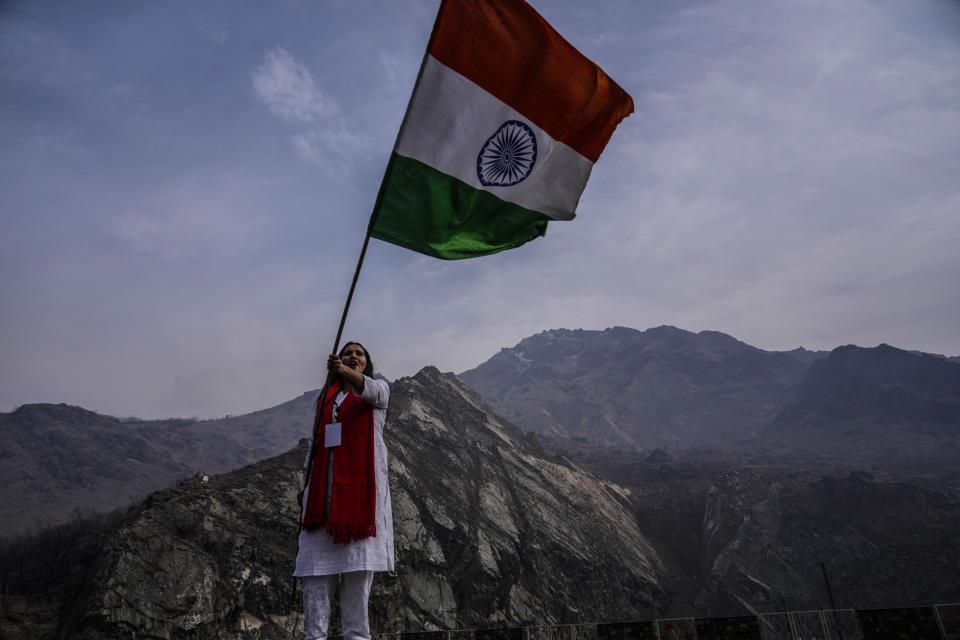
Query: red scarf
[{"left": 301, "top": 381, "right": 377, "bottom": 543}]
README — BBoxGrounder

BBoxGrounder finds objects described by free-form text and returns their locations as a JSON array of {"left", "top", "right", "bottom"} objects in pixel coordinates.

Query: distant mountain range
[
  {"left": 3, "top": 325, "right": 958, "bottom": 538},
  {"left": 459, "top": 326, "right": 960, "bottom": 476},
  {"left": 0, "top": 393, "right": 315, "bottom": 537}
]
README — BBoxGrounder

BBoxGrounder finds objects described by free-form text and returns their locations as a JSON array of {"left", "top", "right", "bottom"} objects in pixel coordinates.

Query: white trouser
[{"left": 303, "top": 571, "right": 374, "bottom": 640}]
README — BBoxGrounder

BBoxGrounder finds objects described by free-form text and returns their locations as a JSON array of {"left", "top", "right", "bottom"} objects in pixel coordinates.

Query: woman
[{"left": 295, "top": 342, "right": 393, "bottom": 640}]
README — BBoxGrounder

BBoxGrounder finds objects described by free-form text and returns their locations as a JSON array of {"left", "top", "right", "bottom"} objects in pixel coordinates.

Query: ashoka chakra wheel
[{"left": 476, "top": 120, "right": 538, "bottom": 187}]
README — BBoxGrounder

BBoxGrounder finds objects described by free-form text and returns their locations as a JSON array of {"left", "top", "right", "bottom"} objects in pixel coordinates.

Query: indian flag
[{"left": 369, "top": 0, "right": 634, "bottom": 260}]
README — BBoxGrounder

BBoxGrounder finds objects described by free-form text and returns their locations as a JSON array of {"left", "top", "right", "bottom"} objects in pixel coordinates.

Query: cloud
[
  {"left": 252, "top": 47, "right": 336, "bottom": 124},
  {"left": 378, "top": 50, "right": 416, "bottom": 89},
  {"left": 252, "top": 47, "right": 370, "bottom": 165},
  {"left": 291, "top": 124, "right": 364, "bottom": 165},
  {"left": 109, "top": 212, "right": 172, "bottom": 256},
  {"left": 0, "top": 17, "right": 95, "bottom": 94},
  {"left": 104, "top": 169, "right": 277, "bottom": 260}
]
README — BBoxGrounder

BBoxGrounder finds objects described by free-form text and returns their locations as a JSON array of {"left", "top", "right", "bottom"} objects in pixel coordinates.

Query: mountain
[
  {"left": 4, "top": 367, "right": 668, "bottom": 638},
  {"left": 459, "top": 327, "right": 960, "bottom": 475},
  {"left": 763, "top": 344, "right": 960, "bottom": 472},
  {"left": 7, "top": 325, "right": 957, "bottom": 540},
  {"left": 4, "top": 367, "right": 958, "bottom": 639},
  {"left": 779, "top": 344, "right": 960, "bottom": 423},
  {"left": 0, "top": 393, "right": 316, "bottom": 537},
  {"left": 458, "top": 326, "right": 810, "bottom": 450},
  {"left": 774, "top": 346, "right": 830, "bottom": 363}
]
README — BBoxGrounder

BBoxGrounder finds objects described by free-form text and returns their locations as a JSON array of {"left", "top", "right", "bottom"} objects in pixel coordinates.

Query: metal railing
[{"left": 373, "top": 603, "right": 959, "bottom": 640}]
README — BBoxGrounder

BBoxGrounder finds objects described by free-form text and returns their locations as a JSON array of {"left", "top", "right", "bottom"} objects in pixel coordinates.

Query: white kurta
[{"left": 294, "top": 375, "right": 395, "bottom": 576}]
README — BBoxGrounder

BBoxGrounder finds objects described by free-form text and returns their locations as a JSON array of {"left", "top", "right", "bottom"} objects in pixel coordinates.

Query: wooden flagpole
[
  {"left": 302, "top": 227, "right": 374, "bottom": 484},
  {"left": 304, "top": 229, "right": 373, "bottom": 479}
]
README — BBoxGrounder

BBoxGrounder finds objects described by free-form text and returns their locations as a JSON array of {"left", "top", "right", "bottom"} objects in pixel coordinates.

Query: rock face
[
  {"left": 554, "top": 450, "right": 960, "bottom": 619},
  {"left": 62, "top": 451, "right": 304, "bottom": 639},
  {"left": 385, "top": 368, "right": 665, "bottom": 628},
  {"left": 55, "top": 367, "right": 668, "bottom": 639},
  {"left": 624, "top": 465, "right": 960, "bottom": 617}
]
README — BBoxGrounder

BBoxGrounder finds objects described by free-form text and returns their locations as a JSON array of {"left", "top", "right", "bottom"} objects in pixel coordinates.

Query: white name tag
[{"left": 324, "top": 423, "right": 342, "bottom": 448}]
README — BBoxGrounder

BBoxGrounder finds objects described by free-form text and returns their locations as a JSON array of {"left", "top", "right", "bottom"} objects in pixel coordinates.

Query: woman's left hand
[
  {"left": 328, "top": 353, "right": 364, "bottom": 392},
  {"left": 327, "top": 353, "right": 345, "bottom": 375}
]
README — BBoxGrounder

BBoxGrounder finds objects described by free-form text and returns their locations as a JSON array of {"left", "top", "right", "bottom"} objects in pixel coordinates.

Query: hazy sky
[{"left": 2, "top": 0, "right": 959, "bottom": 419}]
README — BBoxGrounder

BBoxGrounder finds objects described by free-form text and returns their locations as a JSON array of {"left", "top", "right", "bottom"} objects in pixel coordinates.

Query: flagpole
[{"left": 302, "top": 225, "right": 373, "bottom": 491}]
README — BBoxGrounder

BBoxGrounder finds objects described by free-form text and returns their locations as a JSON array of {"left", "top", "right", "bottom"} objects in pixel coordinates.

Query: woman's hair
[{"left": 339, "top": 341, "right": 374, "bottom": 377}]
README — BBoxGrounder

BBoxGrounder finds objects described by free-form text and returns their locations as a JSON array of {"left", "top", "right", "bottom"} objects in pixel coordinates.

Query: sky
[{"left": 2, "top": 0, "right": 959, "bottom": 419}]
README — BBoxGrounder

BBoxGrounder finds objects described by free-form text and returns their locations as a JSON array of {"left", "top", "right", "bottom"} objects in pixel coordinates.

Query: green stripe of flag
[{"left": 369, "top": 154, "right": 551, "bottom": 260}]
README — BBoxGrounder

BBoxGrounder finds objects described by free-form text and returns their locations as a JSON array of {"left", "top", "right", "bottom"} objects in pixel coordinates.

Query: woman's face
[{"left": 340, "top": 344, "right": 367, "bottom": 374}]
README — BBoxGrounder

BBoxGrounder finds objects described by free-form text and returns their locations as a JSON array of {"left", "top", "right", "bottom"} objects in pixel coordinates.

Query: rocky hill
[
  {"left": 3, "top": 367, "right": 958, "bottom": 639},
  {"left": 7, "top": 325, "right": 958, "bottom": 539},
  {"left": 458, "top": 326, "right": 811, "bottom": 450},
  {"left": 763, "top": 344, "right": 960, "bottom": 471},
  {"left": 0, "top": 392, "right": 316, "bottom": 537},
  {"left": 459, "top": 327, "right": 960, "bottom": 476}
]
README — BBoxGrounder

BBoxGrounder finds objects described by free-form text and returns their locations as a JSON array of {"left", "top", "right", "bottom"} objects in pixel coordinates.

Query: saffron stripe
[{"left": 427, "top": 0, "right": 634, "bottom": 162}]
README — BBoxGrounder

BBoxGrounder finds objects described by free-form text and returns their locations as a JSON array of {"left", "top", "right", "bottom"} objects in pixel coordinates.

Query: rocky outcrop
[
  {"left": 62, "top": 452, "right": 303, "bottom": 639},
  {"left": 55, "top": 367, "right": 668, "bottom": 639}
]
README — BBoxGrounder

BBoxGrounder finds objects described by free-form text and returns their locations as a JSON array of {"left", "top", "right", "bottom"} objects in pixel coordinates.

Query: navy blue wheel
[{"left": 477, "top": 120, "right": 538, "bottom": 187}]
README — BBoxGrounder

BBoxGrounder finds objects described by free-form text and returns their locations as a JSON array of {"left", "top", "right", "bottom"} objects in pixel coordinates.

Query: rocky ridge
[
  {"left": 7, "top": 325, "right": 957, "bottom": 539},
  {"left": 458, "top": 326, "right": 810, "bottom": 450},
  {"left": 459, "top": 327, "right": 960, "bottom": 475},
  {"left": 763, "top": 343, "right": 960, "bottom": 471},
  {"left": 0, "top": 392, "right": 316, "bottom": 537}
]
